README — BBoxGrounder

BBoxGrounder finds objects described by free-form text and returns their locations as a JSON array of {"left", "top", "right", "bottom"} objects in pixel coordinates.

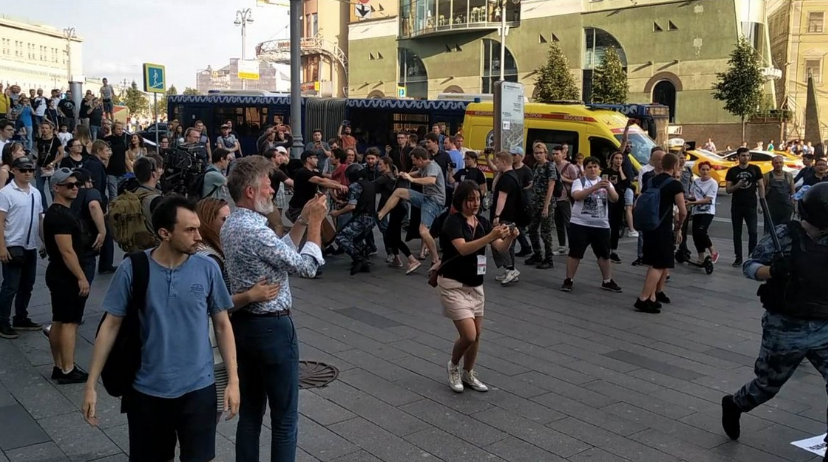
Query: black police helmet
[
  {"left": 800, "top": 182, "right": 828, "bottom": 230},
  {"left": 345, "top": 163, "right": 364, "bottom": 184}
]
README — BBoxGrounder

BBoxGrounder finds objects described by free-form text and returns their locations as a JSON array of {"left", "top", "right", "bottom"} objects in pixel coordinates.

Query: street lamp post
[
  {"left": 234, "top": 8, "right": 254, "bottom": 90},
  {"left": 289, "top": 0, "right": 304, "bottom": 159},
  {"left": 62, "top": 27, "right": 75, "bottom": 84}
]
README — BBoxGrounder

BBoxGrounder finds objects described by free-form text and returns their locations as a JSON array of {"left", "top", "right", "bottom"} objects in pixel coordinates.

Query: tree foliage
[
  {"left": 182, "top": 87, "right": 200, "bottom": 95},
  {"left": 591, "top": 46, "right": 628, "bottom": 104},
  {"left": 122, "top": 80, "right": 149, "bottom": 116},
  {"left": 712, "top": 36, "right": 764, "bottom": 141},
  {"left": 534, "top": 42, "right": 580, "bottom": 103}
]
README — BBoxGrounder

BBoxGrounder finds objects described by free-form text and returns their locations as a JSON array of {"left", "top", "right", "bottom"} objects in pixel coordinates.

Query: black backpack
[
  {"left": 505, "top": 171, "right": 532, "bottom": 228},
  {"left": 189, "top": 167, "right": 220, "bottom": 199},
  {"left": 96, "top": 251, "right": 150, "bottom": 398}
]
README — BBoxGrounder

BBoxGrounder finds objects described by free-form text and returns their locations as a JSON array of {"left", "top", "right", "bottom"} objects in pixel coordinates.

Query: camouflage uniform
[
  {"left": 335, "top": 182, "right": 376, "bottom": 261},
  {"left": 527, "top": 161, "right": 558, "bottom": 262},
  {"left": 733, "top": 224, "right": 828, "bottom": 418}
]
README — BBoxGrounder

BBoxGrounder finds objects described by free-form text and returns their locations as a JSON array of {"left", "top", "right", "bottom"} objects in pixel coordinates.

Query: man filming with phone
[{"left": 304, "top": 129, "right": 331, "bottom": 172}]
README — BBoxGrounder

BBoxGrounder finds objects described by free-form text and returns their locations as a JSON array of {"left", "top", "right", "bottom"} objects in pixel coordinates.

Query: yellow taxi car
[{"left": 687, "top": 148, "right": 733, "bottom": 187}]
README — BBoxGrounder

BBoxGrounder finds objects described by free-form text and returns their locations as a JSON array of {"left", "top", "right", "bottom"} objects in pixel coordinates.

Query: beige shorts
[{"left": 438, "top": 276, "right": 485, "bottom": 321}]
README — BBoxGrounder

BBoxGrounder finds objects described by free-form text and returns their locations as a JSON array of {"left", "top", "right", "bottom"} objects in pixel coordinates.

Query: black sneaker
[
  {"left": 12, "top": 318, "right": 41, "bottom": 331},
  {"left": 655, "top": 291, "right": 671, "bottom": 304},
  {"left": 537, "top": 260, "right": 554, "bottom": 270},
  {"left": 631, "top": 258, "right": 642, "bottom": 266},
  {"left": 721, "top": 395, "right": 742, "bottom": 440},
  {"left": 0, "top": 325, "right": 18, "bottom": 339},
  {"left": 515, "top": 248, "right": 532, "bottom": 257},
  {"left": 561, "top": 278, "right": 573, "bottom": 292},
  {"left": 609, "top": 253, "right": 622, "bottom": 264},
  {"left": 51, "top": 367, "right": 61, "bottom": 380},
  {"left": 524, "top": 254, "right": 542, "bottom": 265},
  {"left": 601, "top": 280, "right": 622, "bottom": 293},
  {"left": 57, "top": 367, "right": 89, "bottom": 385},
  {"left": 634, "top": 298, "right": 661, "bottom": 313},
  {"left": 731, "top": 257, "right": 743, "bottom": 268}
]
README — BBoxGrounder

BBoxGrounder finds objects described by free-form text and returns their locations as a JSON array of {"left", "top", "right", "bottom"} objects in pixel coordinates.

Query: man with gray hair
[
  {"left": 762, "top": 155, "right": 795, "bottom": 235},
  {"left": 221, "top": 156, "right": 329, "bottom": 462}
]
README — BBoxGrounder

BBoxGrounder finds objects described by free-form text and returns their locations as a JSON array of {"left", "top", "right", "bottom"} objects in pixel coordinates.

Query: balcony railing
[{"left": 399, "top": 2, "right": 519, "bottom": 39}]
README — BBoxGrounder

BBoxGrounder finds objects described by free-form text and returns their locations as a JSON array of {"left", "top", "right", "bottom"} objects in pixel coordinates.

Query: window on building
[
  {"left": 398, "top": 47, "right": 428, "bottom": 99},
  {"left": 806, "top": 59, "right": 822, "bottom": 83},
  {"left": 481, "top": 39, "right": 518, "bottom": 94},
  {"left": 305, "top": 13, "right": 318, "bottom": 37},
  {"left": 809, "top": 12, "right": 825, "bottom": 33}
]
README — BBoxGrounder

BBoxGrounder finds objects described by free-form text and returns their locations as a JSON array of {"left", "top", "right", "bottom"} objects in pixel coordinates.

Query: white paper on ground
[{"left": 791, "top": 434, "right": 827, "bottom": 456}]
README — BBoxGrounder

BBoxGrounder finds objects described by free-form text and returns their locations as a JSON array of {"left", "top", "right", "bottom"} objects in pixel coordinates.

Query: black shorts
[
  {"left": 642, "top": 229, "right": 675, "bottom": 269},
  {"left": 125, "top": 384, "right": 217, "bottom": 462},
  {"left": 568, "top": 223, "right": 611, "bottom": 260},
  {"left": 46, "top": 275, "right": 86, "bottom": 324}
]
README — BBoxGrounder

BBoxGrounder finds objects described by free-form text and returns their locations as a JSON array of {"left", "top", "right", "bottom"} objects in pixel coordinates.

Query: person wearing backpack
[
  {"left": 561, "top": 157, "right": 621, "bottom": 293},
  {"left": 489, "top": 151, "right": 527, "bottom": 286},
  {"left": 198, "top": 148, "right": 231, "bottom": 200},
  {"left": 83, "top": 195, "right": 239, "bottom": 462},
  {"left": 552, "top": 145, "right": 580, "bottom": 256},
  {"left": 525, "top": 143, "right": 558, "bottom": 269},
  {"left": 635, "top": 153, "right": 687, "bottom": 313},
  {"left": 762, "top": 155, "right": 795, "bottom": 235},
  {"left": 108, "top": 157, "right": 162, "bottom": 254}
]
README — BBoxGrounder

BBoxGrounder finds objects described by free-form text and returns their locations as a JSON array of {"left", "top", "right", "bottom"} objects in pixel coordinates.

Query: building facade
[
  {"left": 256, "top": 0, "right": 349, "bottom": 97},
  {"left": 195, "top": 59, "right": 288, "bottom": 94},
  {"left": 0, "top": 16, "right": 83, "bottom": 92},
  {"left": 348, "top": 0, "right": 778, "bottom": 143},
  {"left": 769, "top": 0, "right": 828, "bottom": 142}
]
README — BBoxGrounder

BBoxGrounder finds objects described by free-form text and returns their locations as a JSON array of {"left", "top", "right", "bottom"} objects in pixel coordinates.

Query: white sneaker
[
  {"left": 462, "top": 370, "right": 489, "bottom": 392},
  {"left": 501, "top": 269, "right": 520, "bottom": 285},
  {"left": 385, "top": 255, "right": 395, "bottom": 264},
  {"left": 447, "top": 361, "right": 463, "bottom": 393},
  {"left": 627, "top": 230, "right": 639, "bottom": 238},
  {"left": 495, "top": 270, "right": 508, "bottom": 282},
  {"left": 552, "top": 247, "right": 568, "bottom": 256}
]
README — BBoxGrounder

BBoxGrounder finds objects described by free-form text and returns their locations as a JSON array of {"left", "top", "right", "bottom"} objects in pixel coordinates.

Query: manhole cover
[{"left": 299, "top": 361, "right": 339, "bottom": 389}]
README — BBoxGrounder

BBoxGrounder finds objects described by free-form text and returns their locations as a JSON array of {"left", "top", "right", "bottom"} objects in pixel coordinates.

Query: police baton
[{"left": 760, "top": 197, "right": 783, "bottom": 254}]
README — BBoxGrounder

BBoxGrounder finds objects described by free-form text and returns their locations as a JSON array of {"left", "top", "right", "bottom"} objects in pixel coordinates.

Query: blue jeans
[
  {"left": 0, "top": 249, "right": 38, "bottom": 326},
  {"left": 232, "top": 315, "right": 299, "bottom": 462},
  {"left": 733, "top": 311, "right": 828, "bottom": 429},
  {"left": 106, "top": 175, "right": 119, "bottom": 203},
  {"left": 98, "top": 222, "right": 114, "bottom": 271},
  {"left": 35, "top": 167, "right": 51, "bottom": 207},
  {"left": 407, "top": 190, "right": 442, "bottom": 228},
  {"left": 90, "top": 125, "right": 100, "bottom": 140}
]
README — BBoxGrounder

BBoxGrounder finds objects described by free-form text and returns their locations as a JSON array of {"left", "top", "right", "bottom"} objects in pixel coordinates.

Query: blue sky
[{"left": 14, "top": 0, "right": 291, "bottom": 90}]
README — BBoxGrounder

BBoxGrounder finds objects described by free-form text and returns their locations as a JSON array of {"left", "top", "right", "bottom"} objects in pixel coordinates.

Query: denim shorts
[
  {"left": 624, "top": 188, "right": 634, "bottom": 207},
  {"left": 408, "top": 190, "right": 443, "bottom": 228}
]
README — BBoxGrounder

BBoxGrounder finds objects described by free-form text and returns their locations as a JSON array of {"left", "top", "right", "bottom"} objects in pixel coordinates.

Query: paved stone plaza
[{"left": 0, "top": 229, "right": 825, "bottom": 462}]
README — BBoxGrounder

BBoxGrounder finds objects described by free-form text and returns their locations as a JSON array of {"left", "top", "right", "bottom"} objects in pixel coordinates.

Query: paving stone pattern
[{"left": 0, "top": 232, "right": 825, "bottom": 461}]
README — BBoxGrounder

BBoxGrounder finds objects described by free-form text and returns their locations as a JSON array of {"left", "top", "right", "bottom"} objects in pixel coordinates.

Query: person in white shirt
[
  {"left": 57, "top": 125, "right": 72, "bottom": 147},
  {"left": 688, "top": 161, "right": 720, "bottom": 264},
  {"left": 0, "top": 157, "right": 44, "bottom": 339},
  {"left": 560, "top": 156, "right": 621, "bottom": 294}
]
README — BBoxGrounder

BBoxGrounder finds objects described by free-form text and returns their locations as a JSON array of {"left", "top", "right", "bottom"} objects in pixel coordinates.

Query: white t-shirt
[
  {"left": 33, "top": 96, "right": 48, "bottom": 117},
  {"left": 570, "top": 176, "right": 610, "bottom": 229},
  {"left": 57, "top": 132, "right": 72, "bottom": 147},
  {"left": 690, "top": 177, "right": 718, "bottom": 216},
  {"left": 0, "top": 182, "right": 44, "bottom": 249}
]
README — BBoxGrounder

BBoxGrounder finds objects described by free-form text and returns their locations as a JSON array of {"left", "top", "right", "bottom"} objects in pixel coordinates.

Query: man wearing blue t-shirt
[{"left": 82, "top": 195, "right": 238, "bottom": 462}]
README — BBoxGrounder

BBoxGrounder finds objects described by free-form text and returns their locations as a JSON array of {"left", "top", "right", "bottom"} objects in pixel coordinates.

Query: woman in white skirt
[{"left": 437, "top": 180, "right": 518, "bottom": 393}]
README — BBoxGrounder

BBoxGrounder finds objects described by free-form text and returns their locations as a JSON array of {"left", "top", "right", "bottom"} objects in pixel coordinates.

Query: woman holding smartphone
[
  {"left": 438, "top": 180, "right": 518, "bottom": 393},
  {"left": 604, "top": 151, "right": 630, "bottom": 263}
]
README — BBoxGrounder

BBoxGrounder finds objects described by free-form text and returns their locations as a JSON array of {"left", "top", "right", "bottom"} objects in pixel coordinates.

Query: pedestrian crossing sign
[{"left": 143, "top": 63, "right": 166, "bottom": 94}]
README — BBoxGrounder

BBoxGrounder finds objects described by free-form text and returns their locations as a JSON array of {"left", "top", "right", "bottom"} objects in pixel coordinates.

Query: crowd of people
[{"left": 3, "top": 97, "right": 828, "bottom": 460}]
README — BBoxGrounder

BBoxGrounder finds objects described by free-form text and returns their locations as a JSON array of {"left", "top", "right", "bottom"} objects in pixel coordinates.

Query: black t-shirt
[
  {"left": 491, "top": 170, "right": 522, "bottom": 223},
  {"left": 289, "top": 167, "right": 321, "bottom": 209},
  {"left": 439, "top": 213, "right": 492, "bottom": 287},
  {"left": 725, "top": 164, "right": 763, "bottom": 207},
  {"left": 104, "top": 133, "right": 129, "bottom": 176},
  {"left": 803, "top": 173, "right": 828, "bottom": 187},
  {"left": 59, "top": 153, "right": 89, "bottom": 170},
  {"left": 88, "top": 106, "right": 103, "bottom": 126},
  {"left": 373, "top": 173, "right": 396, "bottom": 210},
  {"left": 269, "top": 168, "right": 289, "bottom": 195},
  {"left": 431, "top": 150, "right": 451, "bottom": 178},
  {"left": 70, "top": 187, "right": 102, "bottom": 257},
  {"left": 514, "top": 164, "right": 533, "bottom": 188},
  {"left": 650, "top": 173, "right": 684, "bottom": 233},
  {"left": 35, "top": 136, "right": 61, "bottom": 167},
  {"left": 58, "top": 99, "right": 75, "bottom": 118},
  {"left": 453, "top": 167, "right": 486, "bottom": 186},
  {"left": 79, "top": 100, "right": 91, "bottom": 118},
  {"left": 84, "top": 156, "right": 109, "bottom": 207},
  {"left": 44, "top": 203, "right": 83, "bottom": 277}
]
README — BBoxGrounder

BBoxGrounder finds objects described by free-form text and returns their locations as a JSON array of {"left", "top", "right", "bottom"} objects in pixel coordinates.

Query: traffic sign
[
  {"left": 142, "top": 63, "right": 165, "bottom": 94},
  {"left": 397, "top": 86, "right": 406, "bottom": 98},
  {"left": 355, "top": 3, "right": 371, "bottom": 19}
]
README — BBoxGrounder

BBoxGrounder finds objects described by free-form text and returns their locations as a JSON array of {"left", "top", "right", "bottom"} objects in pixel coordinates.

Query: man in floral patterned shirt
[{"left": 525, "top": 143, "right": 558, "bottom": 269}]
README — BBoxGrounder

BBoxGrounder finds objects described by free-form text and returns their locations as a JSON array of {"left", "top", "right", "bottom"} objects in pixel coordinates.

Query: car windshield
[{"left": 614, "top": 131, "right": 656, "bottom": 166}]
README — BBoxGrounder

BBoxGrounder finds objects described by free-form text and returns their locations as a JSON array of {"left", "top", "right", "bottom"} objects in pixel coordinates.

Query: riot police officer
[
  {"left": 722, "top": 182, "right": 828, "bottom": 461},
  {"left": 330, "top": 163, "right": 378, "bottom": 275}
]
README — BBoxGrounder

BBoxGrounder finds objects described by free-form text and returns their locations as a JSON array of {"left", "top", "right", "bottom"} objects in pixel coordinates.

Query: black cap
[
  {"left": 72, "top": 168, "right": 91, "bottom": 184},
  {"left": 301, "top": 150, "right": 317, "bottom": 163},
  {"left": 800, "top": 183, "right": 828, "bottom": 230},
  {"left": 11, "top": 157, "right": 35, "bottom": 170}
]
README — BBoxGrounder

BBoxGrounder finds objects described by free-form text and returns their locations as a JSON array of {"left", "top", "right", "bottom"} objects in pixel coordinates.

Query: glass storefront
[
  {"left": 399, "top": 48, "right": 429, "bottom": 99},
  {"left": 400, "top": 0, "right": 519, "bottom": 38}
]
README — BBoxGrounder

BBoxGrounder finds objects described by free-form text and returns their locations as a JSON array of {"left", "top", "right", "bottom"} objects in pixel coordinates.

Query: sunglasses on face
[
  {"left": 17, "top": 169, "right": 34, "bottom": 173},
  {"left": 58, "top": 182, "right": 79, "bottom": 189}
]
